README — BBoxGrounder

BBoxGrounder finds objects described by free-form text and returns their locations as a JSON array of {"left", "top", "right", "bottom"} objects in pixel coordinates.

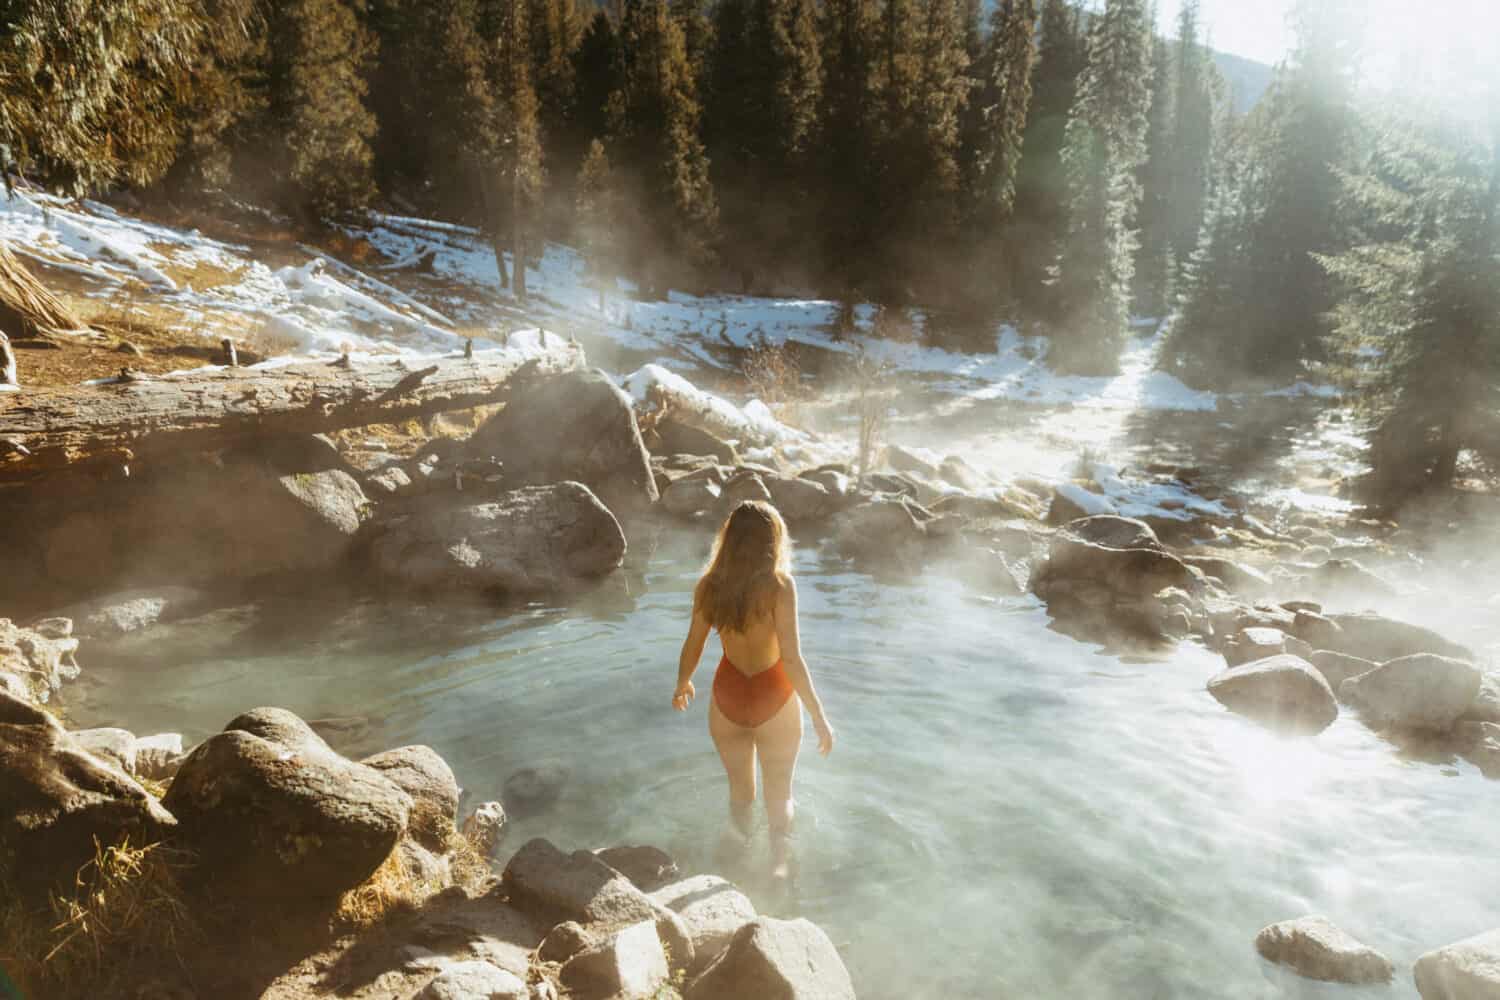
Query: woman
[{"left": 673, "top": 500, "right": 835, "bottom": 878}]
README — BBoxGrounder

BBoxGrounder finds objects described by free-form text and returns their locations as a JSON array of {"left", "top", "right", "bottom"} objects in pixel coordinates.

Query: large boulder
[
  {"left": 1222, "top": 627, "right": 1288, "bottom": 667},
  {"left": 41, "top": 447, "right": 370, "bottom": 591},
  {"left": 651, "top": 875, "right": 757, "bottom": 974},
  {"left": 1309, "top": 650, "right": 1379, "bottom": 692},
  {"left": 686, "top": 917, "right": 855, "bottom": 1000},
  {"left": 161, "top": 708, "right": 412, "bottom": 901},
  {"left": 1322, "top": 613, "right": 1474, "bottom": 663},
  {"left": 647, "top": 416, "right": 740, "bottom": 466},
  {"left": 468, "top": 368, "right": 659, "bottom": 515},
  {"left": 1179, "top": 555, "right": 1273, "bottom": 597},
  {"left": 1207, "top": 655, "right": 1339, "bottom": 734},
  {"left": 661, "top": 475, "right": 723, "bottom": 519},
  {"left": 368, "top": 483, "right": 626, "bottom": 595},
  {"left": 1340, "top": 655, "right": 1483, "bottom": 732},
  {"left": 1460, "top": 673, "right": 1500, "bottom": 724},
  {"left": 595, "top": 845, "right": 680, "bottom": 892},
  {"left": 833, "top": 496, "right": 932, "bottom": 567},
  {"left": 0, "top": 692, "right": 176, "bottom": 896},
  {"left": 1254, "top": 916, "right": 1394, "bottom": 984},
  {"left": 0, "top": 617, "right": 80, "bottom": 703},
  {"left": 360, "top": 745, "right": 460, "bottom": 850},
  {"left": 762, "top": 474, "right": 835, "bottom": 524},
  {"left": 1414, "top": 928, "right": 1500, "bottom": 999},
  {"left": 1045, "top": 483, "right": 1117, "bottom": 525},
  {"left": 559, "top": 919, "right": 669, "bottom": 1000}
]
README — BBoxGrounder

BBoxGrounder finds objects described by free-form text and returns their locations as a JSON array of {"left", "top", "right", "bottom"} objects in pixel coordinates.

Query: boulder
[
  {"left": 661, "top": 475, "right": 722, "bottom": 518},
  {"left": 1207, "top": 655, "right": 1339, "bottom": 734},
  {"left": 1254, "top": 916, "right": 1394, "bottom": 984},
  {"left": 161, "top": 708, "right": 412, "bottom": 901},
  {"left": 41, "top": 450, "right": 369, "bottom": 591},
  {"left": 468, "top": 368, "right": 659, "bottom": 515},
  {"left": 883, "top": 444, "right": 940, "bottom": 479},
  {"left": 762, "top": 474, "right": 835, "bottom": 523},
  {"left": 686, "top": 917, "right": 854, "bottom": 1000},
  {"left": 1318, "top": 613, "right": 1474, "bottom": 664},
  {"left": 833, "top": 496, "right": 931, "bottom": 566},
  {"left": 539, "top": 920, "right": 594, "bottom": 964},
  {"left": 462, "top": 801, "right": 508, "bottom": 858},
  {"left": 720, "top": 470, "right": 773, "bottom": 508},
  {"left": 800, "top": 468, "right": 853, "bottom": 499},
  {"left": 651, "top": 875, "right": 757, "bottom": 973},
  {"left": 368, "top": 484, "right": 626, "bottom": 595},
  {"left": 1065, "top": 515, "right": 1163, "bottom": 551},
  {"left": 595, "top": 845, "right": 680, "bottom": 892},
  {"left": 1307, "top": 558, "right": 1397, "bottom": 598},
  {"left": 412, "top": 960, "right": 527, "bottom": 1000},
  {"left": 648, "top": 416, "right": 740, "bottom": 466},
  {"left": 52, "top": 587, "right": 206, "bottom": 640},
  {"left": 1340, "top": 655, "right": 1482, "bottom": 732},
  {"left": 559, "top": 920, "right": 669, "bottom": 1000},
  {"left": 361, "top": 745, "right": 460, "bottom": 850},
  {"left": 1289, "top": 609, "right": 1342, "bottom": 648},
  {"left": 0, "top": 617, "right": 80, "bottom": 702},
  {"left": 1309, "top": 651, "right": 1379, "bottom": 692},
  {"left": 1414, "top": 928, "right": 1500, "bottom": 999},
  {"left": 135, "top": 732, "right": 187, "bottom": 781},
  {"left": 1222, "top": 628, "right": 1287, "bottom": 667},
  {"left": 364, "top": 464, "right": 414, "bottom": 497},
  {"left": 1045, "top": 483, "right": 1117, "bottom": 525},
  {"left": 71, "top": 727, "right": 137, "bottom": 774},
  {"left": 0, "top": 692, "right": 176, "bottom": 896},
  {"left": 1458, "top": 722, "right": 1500, "bottom": 779},
  {"left": 1460, "top": 673, "right": 1500, "bottom": 724},
  {"left": 1179, "top": 555, "right": 1273, "bottom": 597},
  {"left": 937, "top": 455, "right": 986, "bottom": 491},
  {"left": 504, "top": 761, "right": 569, "bottom": 819}
]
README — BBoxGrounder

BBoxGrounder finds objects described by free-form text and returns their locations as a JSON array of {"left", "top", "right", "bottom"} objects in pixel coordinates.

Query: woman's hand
[
  {"left": 814, "top": 715, "right": 835, "bottom": 756},
  {"left": 672, "top": 680, "right": 695, "bottom": 711}
]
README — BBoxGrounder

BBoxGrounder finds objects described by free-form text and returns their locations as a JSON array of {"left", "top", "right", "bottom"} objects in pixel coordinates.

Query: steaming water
[{"left": 76, "top": 526, "right": 1498, "bottom": 999}]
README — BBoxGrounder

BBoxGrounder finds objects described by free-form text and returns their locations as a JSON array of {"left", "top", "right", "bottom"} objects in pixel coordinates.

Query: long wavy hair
[{"left": 693, "top": 500, "right": 791, "bottom": 633}]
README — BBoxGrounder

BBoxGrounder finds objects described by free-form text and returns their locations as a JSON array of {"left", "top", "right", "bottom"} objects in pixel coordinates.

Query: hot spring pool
[{"left": 72, "top": 530, "right": 1498, "bottom": 999}]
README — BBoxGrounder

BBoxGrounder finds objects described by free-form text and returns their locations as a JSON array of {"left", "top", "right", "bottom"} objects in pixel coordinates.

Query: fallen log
[{"left": 0, "top": 339, "right": 585, "bottom": 483}]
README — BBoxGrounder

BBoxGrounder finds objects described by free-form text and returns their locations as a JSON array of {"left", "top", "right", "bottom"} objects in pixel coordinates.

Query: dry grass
[
  {"left": 850, "top": 350, "right": 893, "bottom": 481},
  {"left": 331, "top": 815, "right": 496, "bottom": 932},
  {"left": 0, "top": 243, "right": 87, "bottom": 338},
  {"left": 742, "top": 335, "right": 804, "bottom": 421},
  {"left": 0, "top": 838, "right": 201, "bottom": 999}
]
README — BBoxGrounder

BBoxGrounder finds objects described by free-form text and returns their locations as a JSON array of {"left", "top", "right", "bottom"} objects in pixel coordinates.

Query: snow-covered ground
[{"left": 0, "top": 189, "right": 1361, "bottom": 514}]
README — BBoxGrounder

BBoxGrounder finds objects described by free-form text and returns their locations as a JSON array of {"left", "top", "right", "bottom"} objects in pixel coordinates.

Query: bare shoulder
[{"left": 775, "top": 572, "right": 798, "bottom": 608}]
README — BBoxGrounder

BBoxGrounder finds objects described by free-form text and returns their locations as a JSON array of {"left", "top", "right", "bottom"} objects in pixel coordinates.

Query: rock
[
  {"left": 686, "top": 917, "right": 854, "bottom": 1000},
  {"left": 1414, "top": 927, "right": 1500, "bottom": 999},
  {"left": 1340, "top": 654, "right": 1482, "bottom": 732},
  {"left": 412, "top": 960, "right": 527, "bottom": 1000},
  {"left": 1326, "top": 613, "right": 1475, "bottom": 662},
  {"left": 800, "top": 468, "right": 853, "bottom": 499},
  {"left": 71, "top": 726, "right": 137, "bottom": 774},
  {"left": 369, "top": 484, "right": 626, "bottom": 595},
  {"left": 365, "top": 465, "right": 414, "bottom": 497},
  {"left": 1254, "top": 916, "right": 1394, "bottom": 984},
  {"left": 463, "top": 801, "right": 508, "bottom": 857},
  {"left": 1045, "top": 483, "right": 1117, "bottom": 525},
  {"left": 1223, "top": 628, "right": 1288, "bottom": 667},
  {"left": 863, "top": 471, "right": 921, "bottom": 498},
  {"left": 134, "top": 732, "right": 187, "bottom": 781},
  {"left": 651, "top": 875, "right": 756, "bottom": 973},
  {"left": 883, "top": 444, "right": 939, "bottom": 479},
  {"left": 1066, "top": 515, "right": 1163, "bottom": 551},
  {"left": 504, "top": 761, "right": 569, "bottom": 819},
  {"left": 1289, "top": 609, "right": 1342, "bottom": 648},
  {"left": 1306, "top": 558, "right": 1397, "bottom": 598},
  {"left": 0, "top": 692, "right": 176, "bottom": 896},
  {"left": 1457, "top": 722, "right": 1500, "bottom": 779},
  {"left": 1284, "top": 635, "right": 1316, "bottom": 660},
  {"left": 661, "top": 475, "right": 722, "bottom": 518},
  {"left": 1206, "top": 655, "right": 1339, "bottom": 733},
  {"left": 362, "top": 745, "right": 460, "bottom": 850},
  {"left": 559, "top": 920, "right": 668, "bottom": 1000},
  {"left": 937, "top": 455, "right": 986, "bottom": 491},
  {"left": 762, "top": 474, "right": 834, "bottom": 523},
  {"left": 833, "top": 496, "right": 931, "bottom": 566},
  {"left": 720, "top": 470, "right": 772, "bottom": 507},
  {"left": 0, "top": 617, "right": 80, "bottom": 702},
  {"left": 161, "top": 708, "right": 412, "bottom": 901},
  {"left": 595, "top": 845, "right": 680, "bottom": 892},
  {"left": 539, "top": 921, "right": 595, "bottom": 964},
  {"left": 649, "top": 416, "right": 739, "bottom": 466},
  {"left": 469, "top": 368, "right": 659, "bottom": 515},
  {"left": 42, "top": 452, "right": 369, "bottom": 590},
  {"left": 1461, "top": 673, "right": 1500, "bottom": 724},
  {"left": 1309, "top": 651, "right": 1379, "bottom": 692},
  {"left": 1179, "top": 556, "right": 1273, "bottom": 596},
  {"left": 53, "top": 587, "right": 205, "bottom": 639}
]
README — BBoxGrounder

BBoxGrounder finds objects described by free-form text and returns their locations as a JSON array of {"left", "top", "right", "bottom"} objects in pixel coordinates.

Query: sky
[{"left": 1154, "top": 0, "right": 1296, "bottom": 65}]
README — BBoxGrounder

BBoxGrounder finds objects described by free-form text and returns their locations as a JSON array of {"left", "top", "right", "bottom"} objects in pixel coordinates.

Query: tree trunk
[
  {"left": 0, "top": 341, "right": 584, "bottom": 484},
  {"left": 0, "top": 332, "right": 15, "bottom": 387}
]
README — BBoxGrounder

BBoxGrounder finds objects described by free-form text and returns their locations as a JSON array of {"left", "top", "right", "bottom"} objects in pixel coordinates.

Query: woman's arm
[
  {"left": 674, "top": 610, "right": 711, "bottom": 710},
  {"left": 775, "top": 576, "right": 835, "bottom": 755}
]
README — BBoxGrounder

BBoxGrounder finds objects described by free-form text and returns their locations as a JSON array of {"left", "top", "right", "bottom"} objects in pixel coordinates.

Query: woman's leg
[
  {"left": 708, "top": 699, "right": 757, "bottom": 839},
  {"left": 755, "top": 694, "right": 803, "bottom": 877}
]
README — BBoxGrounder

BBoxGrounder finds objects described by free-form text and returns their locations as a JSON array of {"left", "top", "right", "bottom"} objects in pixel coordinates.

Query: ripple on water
[{"left": 74, "top": 549, "right": 1499, "bottom": 1000}]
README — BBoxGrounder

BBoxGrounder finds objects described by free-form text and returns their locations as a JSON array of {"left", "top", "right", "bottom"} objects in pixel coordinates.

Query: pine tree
[
  {"left": 528, "top": 0, "right": 587, "bottom": 235},
  {"left": 476, "top": 0, "right": 545, "bottom": 299},
  {"left": 575, "top": 138, "right": 622, "bottom": 309},
  {"left": 256, "top": 0, "right": 380, "bottom": 216},
  {"left": 1012, "top": 0, "right": 1087, "bottom": 313},
  {"left": 817, "top": 0, "right": 881, "bottom": 297},
  {"left": 1167, "top": 0, "right": 1215, "bottom": 271},
  {"left": 1133, "top": 30, "right": 1174, "bottom": 316},
  {"left": 570, "top": 9, "right": 622, "bottom": 151},
  {"left": 1051, "top": 0, "right": 1154, "bottom": 374},
  {"left": 1319, "top": 115, "right": 1500, "bottom": 506},
  {"left": 609, "top": 0, "right": 718, "bottom": 293}
]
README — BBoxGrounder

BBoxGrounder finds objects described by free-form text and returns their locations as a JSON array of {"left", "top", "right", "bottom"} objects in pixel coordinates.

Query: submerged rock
[
  {"left": 1340, "top": 654, "right": 1482, "bottom": 732},
  {"left": 504, "top": 760, "right": 570, "bottom": 819},
  {"left": 1207, "top": 655, "right": 1339, "bottom": 734},
  {"left": 368, "top": 483, "right": 626, "bottom": 595},
  {"left": 1254, "top": 916, "right": 1394, "bottom": 984},
  {"left": 469, "top": 368, "right": 659, "bottom": 516},
  {"left": 686, "top": 917, "right": 855, "bottom": 1000},
  {"left": 52, "top": 586, "right": 206, "bottom": 639},
  {"left": 162, "top": 707, "right": 412, "bottom": 901},
  {"left": 0, "top": 692, "right": 176, "bottom": 896},
  {"left": 1414, "top": 927, "right": 1500, "bottom": 999}
]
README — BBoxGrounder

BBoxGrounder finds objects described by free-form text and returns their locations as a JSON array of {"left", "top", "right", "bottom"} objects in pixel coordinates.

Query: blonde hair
[{"left": 693, "top": 500, "right": 791, "bottom": 633}]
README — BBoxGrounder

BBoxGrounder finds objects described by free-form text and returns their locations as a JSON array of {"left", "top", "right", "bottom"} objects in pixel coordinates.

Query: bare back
[{"left": 717, "top": 610, "right": 782, "bottom": 675}]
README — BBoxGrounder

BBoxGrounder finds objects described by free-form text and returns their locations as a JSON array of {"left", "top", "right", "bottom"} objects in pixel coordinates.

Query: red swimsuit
[{"left": 712, "top": 655, "right": 795, "bottom": 728}]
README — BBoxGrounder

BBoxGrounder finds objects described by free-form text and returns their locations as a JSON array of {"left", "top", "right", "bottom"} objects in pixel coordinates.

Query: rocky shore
[{"left": 3, "top": 355, "right": 1497, "bottom": 997}]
